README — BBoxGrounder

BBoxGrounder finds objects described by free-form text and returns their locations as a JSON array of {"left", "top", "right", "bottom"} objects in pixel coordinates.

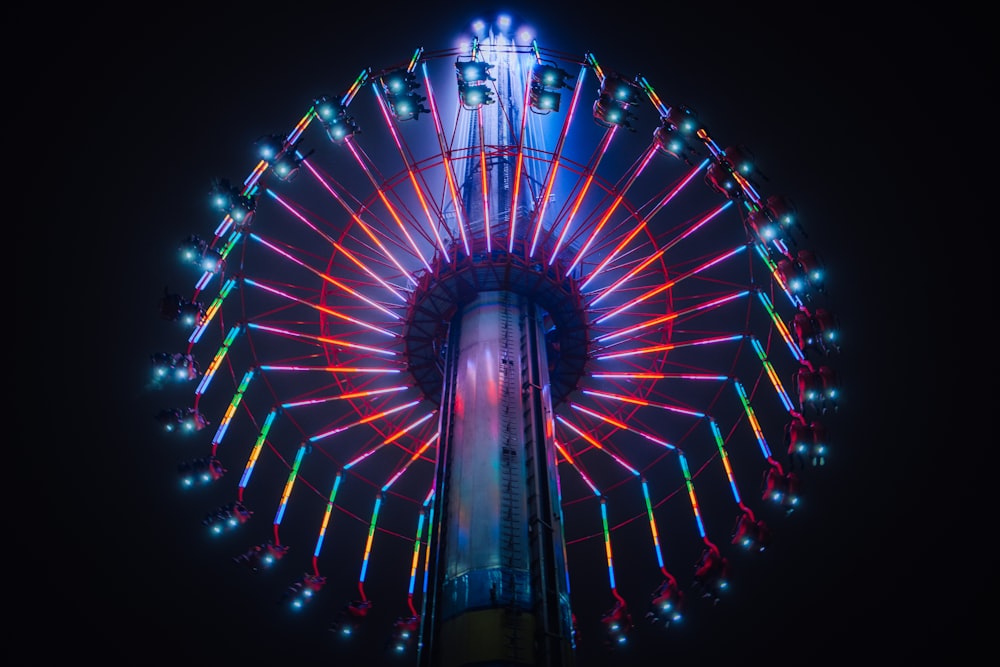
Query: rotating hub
[{"left": 403, "top": 234, "right": 588, "bottom": 407}]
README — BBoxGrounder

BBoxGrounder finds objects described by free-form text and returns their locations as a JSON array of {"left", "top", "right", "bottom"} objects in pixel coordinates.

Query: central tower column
[{"left": 422, "top": 290, "right": 575, "bottom": 667}]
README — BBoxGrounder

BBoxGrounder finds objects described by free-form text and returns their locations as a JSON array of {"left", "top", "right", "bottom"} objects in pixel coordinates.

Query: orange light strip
[
  {"left": 590, "top": 245, "right": 746, "bottom": 324},
  {"left": 408, "top": 509, "right": 426, "bottom": 596},
  {"left": 531, "top": 64, "right": 589, "bottom": 259},
  {"left": 591, "top": 372, "right": 727, "bottom": 381},
  {"left": 281, "top": 385, "right": 409, "bottom": 409},
  {"left": 755, "top": 289, "right": 803, "bottom": 363},
  {"left": 313, "top": 472, "right": 343, "bottom": 558},
  {"left": 248, "top": 323, "right": 397, "bottom": 357},
  {"left": 477, "top": 105, "right": 492, "bottom": 252},
  {"left": 749, "top": 335, "right": 795, "bottom": 413},
  {"left": 274, "top": 443, "right": 308, "bottom": 525},
  {"left": 571, "top": 401, "right": 680, "bottom": 452},
  {"left": 589, "top": 197, "right": 732, "bottom": 310},
  {"left": 332, "top": 239, "right": 408, "bottom": 303},
  {"left": 267, "top": 182, "right": 410, "bottom": 299},
  {"left": 595, "top": 290, "right": 748, "bottom": 343},
  {"left": 189, "top": 277, "right": 238, "bottom": 345},
  {"left": 244, "top": 278, "right": 397, "bottom": 338},
  {"left": 592, "top": 243, "right": 745, "bottom": 321},
  {"left": 372, "top": 74, "right": 449, "bottom": 260},
  {"left": 209, "top": 368, "right": 256, "bottom": 448},
  {"left": 250, "top": 233, "right": 401, "bottom": 320},
  {"left": 594, "top": 333, "right": 742, "bottom": 361},
  {"left": 346, "top": 129, "right": 432, "bottom": 273},
  {"left": 554, "top": 440, "right": 576, "bottom": 466},
  {"left": 558, "top": 443, "right": 600, "bottom": 496},
  {"left": 600, "top": 498, "right": 617, "bottom": 590},
  {"left": 422, "top": 61, "right": 470, "bottom": 256},
  {"left": 677, "top": 453, "right": 708, "bottom": 538},
  {"left": 641, "top": 479, "right": 666, "bottom": 570},
  {"left": 238, "top": 409, "right": 279, "bottom": 491},
  {"left": 195, "top": 325, "right": 243, "bottom": 397},
  {"left": 571, "top": 404, "right": 680, "bottom": 460},
  {"left": 556, "top": 414, "right": 638, "bottom": 476},
  {"left": 507, "top": 65, "right": 533, "bottom": 252},
  {"left": 358, "top": 494, "right": 382, "bottom": 583},
  {"left": 733, "top": 380, "right": 773, "bottom": 460},
  {"left": 343, "top": 412, "right": 437, "bottom": 469},
  {"left": 566, "top": 144, "right": 659, "bottom": 276},
  {"left": 298, "top": 163, "right": 417, "bottom": 287},
  {"left": 309, "top": 399, "right": 420, "bottom": 443},
  {"left": 381, "top": 431, "right": 438, "bottom": 491},
  {"left": 708, "top": 419, "right": 742, "bottom": 504},
  {"left": 571, "top": 402, "right": 627, "bottom": 429},
  {"left": 580, "top": 161, "right": 704, "bottom": 294},
  {"left": 548, "top": 124, "right": 612, "bottom": 261},
  {"left": 261, "top": 365, "right": 401, "bottom": 374},
  {"left": 583, "top": 388, "right": 705, "bottom": 419}
]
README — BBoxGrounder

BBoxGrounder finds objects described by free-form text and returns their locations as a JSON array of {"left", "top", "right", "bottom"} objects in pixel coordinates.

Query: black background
[{"left": 35, "top": 2, "right": 984, "bottom": 664}]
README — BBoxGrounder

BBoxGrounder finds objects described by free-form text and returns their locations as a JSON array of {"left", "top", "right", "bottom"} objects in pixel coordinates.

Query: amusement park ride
[{"left": 150, "top": 14, "right": 842, "bottom": 666}]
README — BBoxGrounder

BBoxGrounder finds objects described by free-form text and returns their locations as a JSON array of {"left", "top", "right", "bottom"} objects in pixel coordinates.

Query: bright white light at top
[{"left": 467, "top": 15, "right": 531, "bottom": 44}]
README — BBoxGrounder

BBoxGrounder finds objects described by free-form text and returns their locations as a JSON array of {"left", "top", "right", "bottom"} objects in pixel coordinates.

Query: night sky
[{"left": 40, "top": 3, "right": 985, "bottom": 665}]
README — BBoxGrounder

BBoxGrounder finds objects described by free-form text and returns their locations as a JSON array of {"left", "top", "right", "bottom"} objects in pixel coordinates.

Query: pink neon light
[{"left": 566, "top": 144, "right": 658, "bottom": 276}]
